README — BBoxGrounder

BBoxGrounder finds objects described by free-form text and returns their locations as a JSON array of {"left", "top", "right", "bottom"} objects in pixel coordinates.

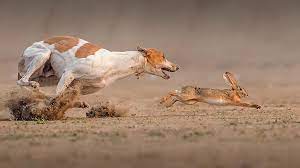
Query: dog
[{"left": 17, "top": 36, "right": 179, "bottom": 98}]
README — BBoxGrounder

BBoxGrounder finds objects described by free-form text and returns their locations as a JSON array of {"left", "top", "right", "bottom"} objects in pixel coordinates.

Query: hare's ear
[
  {"left": 223, "top": 72, "right": 238, "bottom": 90},
  {"left": 137, "top": 46, "right": 147, "bottom": 56}
]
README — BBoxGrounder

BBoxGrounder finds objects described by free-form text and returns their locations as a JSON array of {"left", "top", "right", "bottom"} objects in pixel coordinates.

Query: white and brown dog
[{"left": 17, "top": 36, "right": 179, "bottom": 97}]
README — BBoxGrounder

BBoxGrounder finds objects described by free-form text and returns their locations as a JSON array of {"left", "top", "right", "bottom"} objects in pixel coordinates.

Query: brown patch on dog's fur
[
  {"left": 75, "top": 43, "right": 101, "bottom": 58},
  {"left": 44, "top": 36, "right": 76, "bottom": 45},
  {"left": 6, "top": 81, "right": 81, "bottom": 120},
  {"left": 44, "top": 36, "right": 79, "bottom": 53},
  {"left": 145, "top": 48, "right": 165, "bottom": 66}
]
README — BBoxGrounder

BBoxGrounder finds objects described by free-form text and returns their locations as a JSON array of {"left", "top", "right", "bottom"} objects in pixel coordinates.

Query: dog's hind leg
[{"left": 17, "top": 44, "right": 51, "bottom": 89}]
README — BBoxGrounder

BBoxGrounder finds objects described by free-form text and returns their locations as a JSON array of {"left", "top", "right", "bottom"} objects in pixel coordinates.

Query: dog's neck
[
  {"left": 111, "top": 50, "right": 145, "bottom": 71},
  {"left": 99, "top": 51, "right": 146, "bottom": 83}
]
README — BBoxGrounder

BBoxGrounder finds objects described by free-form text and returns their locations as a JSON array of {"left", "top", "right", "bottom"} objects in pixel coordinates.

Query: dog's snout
[
  {"left": 171, "top": 64, "right": 179, "bottom": 72},
  {"left": 163, "top": 60, "right": 179, "bottom": 72}
]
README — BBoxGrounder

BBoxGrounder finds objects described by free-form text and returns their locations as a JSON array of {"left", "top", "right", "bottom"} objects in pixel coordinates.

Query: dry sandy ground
[{"left": 0, "top": 82, "right": 299, "bottom": 168}]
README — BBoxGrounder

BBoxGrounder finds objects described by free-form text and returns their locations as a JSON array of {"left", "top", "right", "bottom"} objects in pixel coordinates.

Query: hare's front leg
[{"left": 234, "top": 101, "right": 261, "bottom": 109}]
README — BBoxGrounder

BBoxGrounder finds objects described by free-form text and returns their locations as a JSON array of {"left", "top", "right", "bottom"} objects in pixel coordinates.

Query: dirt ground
[
  {"left": 1, "top": 0, "right": 300, "bottom": 167},
  {"left": 0, "top": 83, "right": 299, "bottom": 168}
]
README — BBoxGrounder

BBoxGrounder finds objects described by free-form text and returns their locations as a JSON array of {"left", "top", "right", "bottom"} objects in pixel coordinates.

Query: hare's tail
[{"left": 169, "top": 89, "right": 180, "bottom": 96}]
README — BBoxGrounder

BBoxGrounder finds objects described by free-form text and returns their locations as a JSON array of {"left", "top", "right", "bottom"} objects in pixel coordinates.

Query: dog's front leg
[
  {"left": 72, "top": 101, "right": 90, "bottom": 108},
  {"left": 56, "top": 71, "right": 75, "bottom": 95}
]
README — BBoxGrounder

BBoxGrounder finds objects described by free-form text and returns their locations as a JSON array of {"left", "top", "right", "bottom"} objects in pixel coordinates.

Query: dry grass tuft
[
  {"left": 6, "top": 81, "right": 81, "bottom": 121},
  {"left": 86, "top": 102, "right": 128, "bottom": 118}
]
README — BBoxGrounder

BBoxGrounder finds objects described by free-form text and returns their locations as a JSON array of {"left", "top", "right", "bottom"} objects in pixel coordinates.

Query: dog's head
[{"left": 137, "top": 46, "right": 179, "bottom": 79}]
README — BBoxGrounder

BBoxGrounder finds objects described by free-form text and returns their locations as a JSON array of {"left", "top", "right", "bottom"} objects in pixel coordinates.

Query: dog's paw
[
  {"left": 74, "top": 101, "right": 90, "bottom": 108},
  {"left": 80, "top": 102, "right": 90, "bottom": 108},
  {"left": 29, "top": 81, "right": 40, "bottom": 89}
]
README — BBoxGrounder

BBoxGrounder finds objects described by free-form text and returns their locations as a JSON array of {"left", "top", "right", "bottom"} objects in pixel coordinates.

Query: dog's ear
[{"left": 137, "top": 46, "right": 147, "bottom": 55}]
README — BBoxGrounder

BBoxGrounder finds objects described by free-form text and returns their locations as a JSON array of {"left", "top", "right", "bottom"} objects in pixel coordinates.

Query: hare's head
[
  {"left": 223, "top": 72, "right": 248, "bottom": 98},
  {"left": 137, "top": 46, "right": 179, "bottom": 79}
]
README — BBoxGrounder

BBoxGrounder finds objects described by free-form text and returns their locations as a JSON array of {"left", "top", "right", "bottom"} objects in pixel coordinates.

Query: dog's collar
[{"left": 133, "top": 54, "right": 146, "bottom": 79}]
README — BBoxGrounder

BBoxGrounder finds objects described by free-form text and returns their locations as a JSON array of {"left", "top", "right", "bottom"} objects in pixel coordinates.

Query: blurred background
[{"left": 0, "top": 0, "right": 299, "bottom": 88}]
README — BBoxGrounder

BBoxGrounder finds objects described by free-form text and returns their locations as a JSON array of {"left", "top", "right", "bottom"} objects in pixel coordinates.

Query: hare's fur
[{"left": 160, "top": 72, "right": 261, "bottom": 109}]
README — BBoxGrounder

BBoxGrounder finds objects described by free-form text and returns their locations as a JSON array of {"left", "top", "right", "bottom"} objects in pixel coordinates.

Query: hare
[{"left": 160, "top": 72, "right": 261, "bottom": 109}]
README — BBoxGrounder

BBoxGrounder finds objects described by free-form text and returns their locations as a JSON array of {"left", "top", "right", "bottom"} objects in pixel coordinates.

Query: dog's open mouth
[
  {"left": 161, "top": 67, "right": 175, "bottom": 79},
  {"left": 162, "top": 70, "right": 170, "bottom": 79}
]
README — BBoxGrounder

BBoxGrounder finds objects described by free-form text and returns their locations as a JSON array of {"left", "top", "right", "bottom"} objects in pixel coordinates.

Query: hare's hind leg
[
  {"left": 181, "top": 99, "right": 198, "bottom": 105},
  {"left": 174, "top": 94, "right": 198, "bottom": 105},
  {"left": 160, "top": 91, "right": 179, "bottom": 107},
  {"left": 160, "top": 89, "right": 198, "bottom": 107}
]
